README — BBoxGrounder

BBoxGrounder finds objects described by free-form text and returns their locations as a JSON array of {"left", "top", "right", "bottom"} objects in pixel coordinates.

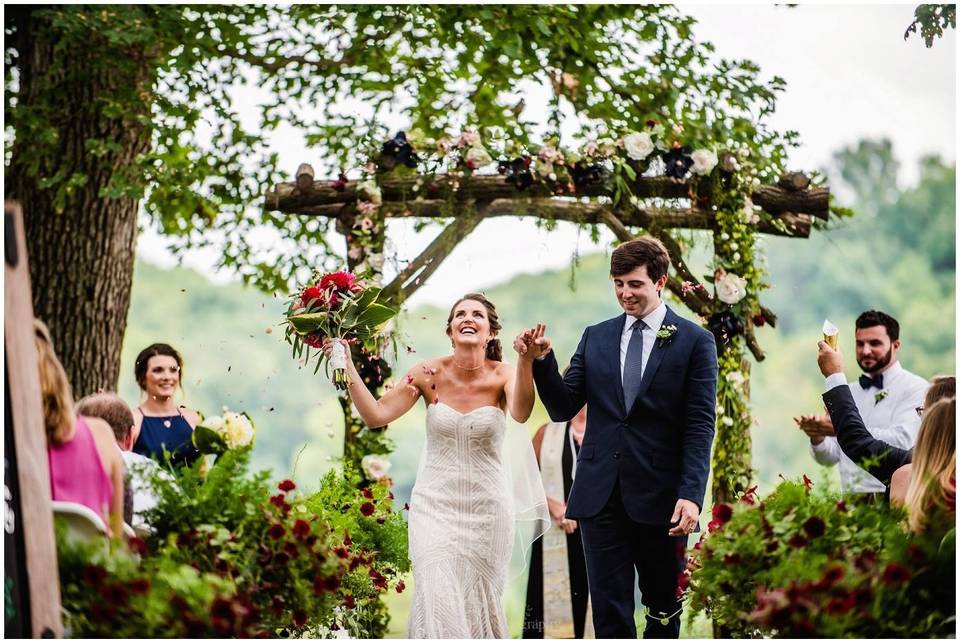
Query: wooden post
[{"left": 4, "top": 200, "right": 63, "bottom": 638}]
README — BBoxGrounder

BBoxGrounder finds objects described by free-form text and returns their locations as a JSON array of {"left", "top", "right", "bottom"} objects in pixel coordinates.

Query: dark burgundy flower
[
  {"left": 820, "top": 565, "right": 845, "bottom": 587},
  {"left": 836, "top": 500, "right": 847, "bottom": 512},
  {"left": 646, "top": 119, "right": 658, "bottom": 128},
  {"left": 765, "top": 540, "right": 779, "bottom": 553},
  {"left": 882, "top": 563, "right": 912, "bottom": 585},
  {"left": 267, "top": 523, "right": 285, "bottom": 540},
  {"left": 707, "top": 519, "right": 723, "bottom": 533},
  {"left": 269, "top": 494, "right": 286, "bottom": 508},
  {"left": 376, "top": 517, "right": 386, "bottom": 525},
  {"left": 343, "top": 594, "right": 356, "bottom": 609},
  {"left": 333, "top": 172, "right": 348, "bottom": 192},
  {"left": 284, "top": 541, "right": 299, "bottom": 558},
  {"left": 802, "top": 474, "right": 814, "bottom": 491},
  {"left": 571, "top": 162, "right": 606, "bottom": 188},
  {"left": 906, "top": 544, "right": 926, "bottom": 563},
  {"left": 276, "top": 551, "right": 291, "bottom": 565},
  {"left": 349, "top": 555, "right": 362, "bottom": 570},
  {"left": 334, "top": 547, "right": 349, "bottom": 559},
  {"left": 81, "top": 564, "right": 108, "bottom": 586},
  {"left": 360, "top": 502, "right": 376, "bottom": 517},
  {"left": 325, "top": 575, "right": 342, "bottom": 591},
  {"left": 292, "top": 609, "right": 307, "bottom": 627},
  {"left": 662, "top": 146, "right": 694, "bottom": 179},
  {"left": 751, "top": 313, "right": 767, "bottom": 327},
  {"left": 396, "top": 579, "right": 406, "bottom": 593},
  {"left": 712, "top": 503, "right": 734, "bottom": 523},
  {"left": 304, "top": 534, "right": 318, "bottom": 548},
  {"left": 370, "top": 568, "right": 388, "bottom": 589},
  {"left": 361, "top": 487, "right": 375, "bottom": 500},
  {"left": 826, "top": 596, "right": 854, "bottom": 615},
  {"left": 127, "top": 578, "right": 151, "bottom": 595},
  {"left": 707, "top": 311, "right": 744, "bottom": 345},
  {"left": 498, "top": 157, "right": 534, "bottom": 190},
  {"left": 278, "top": 479, "right": 296, "bottom": 492},
  {"left": 787, "top": 534, "right": 807, "bottom": 549},
  {"left": 343, "top": 532, "right": 353, "bottom": 547},
  {"left": 292, "top": 519, "right": 311, "bottom": 539},
  {"left": 127, "top": 536, "right": 148, "bottom": 556},
  {"left": 854, "top": 549, "right": 877, "bottom": 572},
  {"left": 380, "top": 131, "right": 420, "bottom": 169},
  {"left": 403, "top": 502, "right": 410, "bottom": 511},
  {"left": 723, "top": 553, "right": 741, "bottom": 566},
  {"left": 802, "top": 516, "right": 826, "bottom": 539}
]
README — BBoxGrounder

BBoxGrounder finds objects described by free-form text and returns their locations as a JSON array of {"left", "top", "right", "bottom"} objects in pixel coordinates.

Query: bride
[{"left": 323, "top": 293, "right": 547, "bottom": 638}]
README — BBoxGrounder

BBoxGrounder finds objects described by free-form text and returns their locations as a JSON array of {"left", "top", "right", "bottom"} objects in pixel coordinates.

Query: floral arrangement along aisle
[
  {"left": 685, "top": 478, "right": 955, "bottom": 638},
  {"left": 57, "top": 437, "right": 409, "bottom": 638}
]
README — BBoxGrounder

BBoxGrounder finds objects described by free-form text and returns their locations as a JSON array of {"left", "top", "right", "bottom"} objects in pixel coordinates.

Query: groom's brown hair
[{"left": 610, "top": 237, "right": 670, "bottom": 281}]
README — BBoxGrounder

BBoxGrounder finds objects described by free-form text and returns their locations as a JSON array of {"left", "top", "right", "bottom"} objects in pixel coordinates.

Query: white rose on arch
[
  {"left": 622, "top": 132, "right": 655, "bottom": 161},
  {"left": 465, "top": 145, "right": 493, "bottom": 169},
  {"left": 716, "top": 271, "right": 748, "bottom": 305},
  {"left": 361, "top": 454, "right": 392, "bottom": 482},
  {"left": 690, "top": 149, "right": 719, "bottom": 176}
]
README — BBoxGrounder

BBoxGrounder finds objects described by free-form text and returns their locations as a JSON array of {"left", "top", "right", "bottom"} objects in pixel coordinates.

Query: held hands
[
  {"left": 513, "top": 323, "right": 552, "bottom": 360},
  {"left": 817, "top": 340, "right": 844, "bottom": 377},
  {"left": 547, "top": 497, "right": 578, "bottom": 534},
  {"left": 668, "top": 498, "right": 700, "bottom": 537},
  {"left": 320, "top": 338, "right": 355, "bottom": 370}
]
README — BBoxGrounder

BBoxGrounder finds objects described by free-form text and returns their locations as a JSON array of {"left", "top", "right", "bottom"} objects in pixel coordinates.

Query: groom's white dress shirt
[
  {"left": 620, "top": 300, "right": 667, "bottom": 382},
  {"left": 813, "top": 360, "right": 927, "bottom": 493}
]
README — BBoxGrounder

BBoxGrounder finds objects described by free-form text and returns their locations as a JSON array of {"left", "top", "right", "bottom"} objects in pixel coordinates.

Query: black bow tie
[{"left": 859, "top": 374, "right": 883, "bottom": 390}]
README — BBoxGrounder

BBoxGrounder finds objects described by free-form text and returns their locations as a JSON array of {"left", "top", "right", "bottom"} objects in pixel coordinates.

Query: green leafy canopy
[{"left": 6, "top": 5, "right": 797, "bottom": 293}]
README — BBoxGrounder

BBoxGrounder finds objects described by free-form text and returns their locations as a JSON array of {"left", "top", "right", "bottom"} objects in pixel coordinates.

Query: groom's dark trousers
[{"left": 533, "top": 307, "right": 717, "bottom": 638}]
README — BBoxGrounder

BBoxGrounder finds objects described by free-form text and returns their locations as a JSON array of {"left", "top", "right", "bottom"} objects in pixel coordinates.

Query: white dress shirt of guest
[{"left": 805, "top": 315, "right": 928, "bottom": 493}]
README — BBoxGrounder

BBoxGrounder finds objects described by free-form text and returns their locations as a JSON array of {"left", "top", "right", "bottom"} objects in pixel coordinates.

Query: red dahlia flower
[
  {"left": 292, "top": 519, "right": 311, "bottom": 539},
  {"left": 882, "top": 563, "right": 912, "bottom": 584},
  {"left": 278, "top": 479, "right": 296, "bottom": 492},
  {"left": 267, "top": 524, "right": 285, "bottom": 540},
  {"left": 396, "top": 579, "right": 406, "bottom": 593},
  {"left": 712, "top": 502, "right": 734, "bottom": 523},
  {"left": 802, "top": 516, "right": 826, "bottom": 538},
  {"left": 319, "top": 271, "right": 358, "bottom": 292}
]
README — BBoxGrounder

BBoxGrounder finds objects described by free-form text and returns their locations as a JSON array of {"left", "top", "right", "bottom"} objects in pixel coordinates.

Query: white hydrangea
[
  {"left": 716, "top": 271, "right": 748, "bottom": 305},
  {"left": 622, "top": 132, "right": 655, "bottom": 161},
  {"left": 690, "top": 149, "right": 719, "bottom": 176},
  {"left": 361, "top": 454, "right": 392, "bottom": 481}
]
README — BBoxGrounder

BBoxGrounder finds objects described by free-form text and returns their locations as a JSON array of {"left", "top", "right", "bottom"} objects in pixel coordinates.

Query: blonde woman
[
  {"left": 35, "top": 320, "right": 124, "bottom": 537},
  {"left": 894, "top": 398, "right": 955, "bottom": 533}
]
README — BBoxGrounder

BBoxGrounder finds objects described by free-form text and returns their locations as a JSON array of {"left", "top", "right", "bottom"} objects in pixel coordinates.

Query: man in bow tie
[{"left": 794, "top": 310, "right": 928, "bottom": 497}]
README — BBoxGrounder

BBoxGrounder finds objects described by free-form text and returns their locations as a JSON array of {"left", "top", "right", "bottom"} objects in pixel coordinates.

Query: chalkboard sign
[{"left": 5, "top": 369, "right": 31, "bottom": 637}]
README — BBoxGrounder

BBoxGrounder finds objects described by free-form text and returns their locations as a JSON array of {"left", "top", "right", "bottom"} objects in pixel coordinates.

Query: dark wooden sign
[{"left": 4, "top": 200, "right": 62, "bottom": 638}]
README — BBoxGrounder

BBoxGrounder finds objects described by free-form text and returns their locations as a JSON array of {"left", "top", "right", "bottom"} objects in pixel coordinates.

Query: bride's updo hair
[{"left": 446, "top": 293, "right": 503, "bottom": 362}]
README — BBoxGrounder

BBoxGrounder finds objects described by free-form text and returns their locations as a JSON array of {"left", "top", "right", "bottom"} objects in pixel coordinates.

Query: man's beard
[{"left": 858, "top": 346, "right": 893, "bottom": 374}]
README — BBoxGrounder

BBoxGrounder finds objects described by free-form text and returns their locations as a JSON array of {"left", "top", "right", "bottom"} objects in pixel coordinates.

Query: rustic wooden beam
[
  {"left": 273, "top": 197, "right": 810, "bottom": 238},
  {"left": 265, "top": 170, "right": 829, "bottom": 222}
]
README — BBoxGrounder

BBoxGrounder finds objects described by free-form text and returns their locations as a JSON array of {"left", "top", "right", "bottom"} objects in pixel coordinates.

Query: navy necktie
[
  {"left": 623, "top": 319, "right": 647, "bottom": 409},
  {"left": 859, "top": 374, "right": 883, "bottom": 390}
]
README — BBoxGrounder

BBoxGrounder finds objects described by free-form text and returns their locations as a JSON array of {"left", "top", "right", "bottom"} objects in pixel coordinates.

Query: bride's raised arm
[
  {"left": 322, "top": 339, "right": 423, "bottom": 428},
  {"left": 505, "top": 324, "right": 544, "bottom": 423}
]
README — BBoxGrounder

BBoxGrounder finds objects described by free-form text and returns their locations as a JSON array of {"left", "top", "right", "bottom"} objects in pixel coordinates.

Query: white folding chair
[{"left": 51, "top": 500, "right": 109, "bottom": 546}]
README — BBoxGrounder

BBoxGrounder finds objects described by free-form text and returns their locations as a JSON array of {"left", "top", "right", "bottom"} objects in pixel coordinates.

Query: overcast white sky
[{"left": 137, "top": 4, "right": 956, "bottom": 307}]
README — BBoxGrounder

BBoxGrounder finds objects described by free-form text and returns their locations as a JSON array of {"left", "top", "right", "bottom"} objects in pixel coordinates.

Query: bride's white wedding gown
[{"left": 407, "top": 402, "right": 514, "bottom": 639}]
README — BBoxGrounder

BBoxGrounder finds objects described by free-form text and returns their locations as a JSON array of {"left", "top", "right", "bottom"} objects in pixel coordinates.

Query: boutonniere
[
  {"left": 656, "top": 324, "right": 678, "bottom": 347},
  {"left": 874, "top": 389, "right": 889, "bottom": 404}
]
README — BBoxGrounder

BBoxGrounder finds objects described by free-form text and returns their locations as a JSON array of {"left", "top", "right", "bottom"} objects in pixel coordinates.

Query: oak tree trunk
[{"left": 6, "top": 8, "right": 153, "bottom": 396}]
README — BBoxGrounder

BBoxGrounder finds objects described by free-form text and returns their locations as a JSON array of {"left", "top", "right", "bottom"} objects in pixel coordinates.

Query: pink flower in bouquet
[{"left": 300, "top": 285, "right": 324, "bottom": 308}]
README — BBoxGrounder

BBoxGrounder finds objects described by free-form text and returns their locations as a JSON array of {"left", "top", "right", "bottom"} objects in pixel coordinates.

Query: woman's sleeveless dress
[
  {"left": 407, "top": 402, "right": 514, "bottom": 638},
  {"left": 133, "top": 408, "right": 200, "bottom": 468}
]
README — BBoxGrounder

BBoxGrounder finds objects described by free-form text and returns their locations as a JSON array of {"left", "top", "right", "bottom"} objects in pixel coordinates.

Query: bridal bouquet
[
  {"left": 283, "top": 270, "right": 397, "bottom": 389},
  {"left": 193, "top": 407, "right": 255, "bottom": 455}
]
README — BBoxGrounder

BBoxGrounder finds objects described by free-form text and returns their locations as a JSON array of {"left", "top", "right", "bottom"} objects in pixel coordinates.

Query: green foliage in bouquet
[{"left": 689, "top": 479, "right": 956, "bottom": 638}]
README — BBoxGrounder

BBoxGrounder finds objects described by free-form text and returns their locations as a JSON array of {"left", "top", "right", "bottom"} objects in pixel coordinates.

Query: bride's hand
[
  {"left": 513, "top": 329, "right": 533, "bottom": 357},
  {"left": 321, "top": 338, "right": 355, "bottom": 366}
]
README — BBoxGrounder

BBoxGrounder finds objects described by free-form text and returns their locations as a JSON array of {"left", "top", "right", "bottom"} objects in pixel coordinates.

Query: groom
[{"left": 519, "top": 237, "right": 718, "bottom": 638}]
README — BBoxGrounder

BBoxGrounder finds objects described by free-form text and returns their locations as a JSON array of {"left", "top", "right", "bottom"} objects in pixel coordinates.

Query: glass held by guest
[
  {"left": 131, "top": 343, "right": 201, "bottom": 468},
  {"left": 34, "top": 320, "right": 124, "bottom": 538}
]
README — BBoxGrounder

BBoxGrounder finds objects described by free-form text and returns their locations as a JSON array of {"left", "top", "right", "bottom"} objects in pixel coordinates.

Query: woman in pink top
[{"left": 35, "top": 320, "right": 123, "bottom": 537}]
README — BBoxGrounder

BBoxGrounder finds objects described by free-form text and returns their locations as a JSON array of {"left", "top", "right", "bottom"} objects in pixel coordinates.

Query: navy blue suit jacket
[{"left": 532, "top": 306, "right": 718, "bottom": 525}]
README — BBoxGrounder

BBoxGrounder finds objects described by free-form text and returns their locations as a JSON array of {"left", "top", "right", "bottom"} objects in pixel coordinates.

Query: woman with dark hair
[
  {"left": 322, "top": 293, "right": 548, "bottom": 638},
  {"left": 131, "top": 343, "right": 201, "bottom": 468}
]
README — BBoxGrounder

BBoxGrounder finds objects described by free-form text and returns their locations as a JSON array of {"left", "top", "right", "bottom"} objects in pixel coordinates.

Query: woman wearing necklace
[
  {"left": 131, "top": 343, "right": 201, "bottom": 469},
  {"left": 321, "top": 293, "right": 549, "bottom": 638},
  {"left": 523, "top": 404, "right": 594, "bottom": 639}
]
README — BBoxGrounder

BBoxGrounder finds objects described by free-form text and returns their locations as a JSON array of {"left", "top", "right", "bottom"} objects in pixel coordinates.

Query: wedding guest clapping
[
  {"left": 795, "top": 310, "right": 928, "bottom": 498},
  {"left": 132, "top": 343, "right": 201, "bottom": 468},
  {"left": 35, "top": 320, "right": 124, "bottom": 537}
]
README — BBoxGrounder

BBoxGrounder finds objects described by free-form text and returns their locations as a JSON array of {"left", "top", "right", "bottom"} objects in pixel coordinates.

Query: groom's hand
[{"left": 668, "top": 499, "right": 700, "bottom": 537}]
